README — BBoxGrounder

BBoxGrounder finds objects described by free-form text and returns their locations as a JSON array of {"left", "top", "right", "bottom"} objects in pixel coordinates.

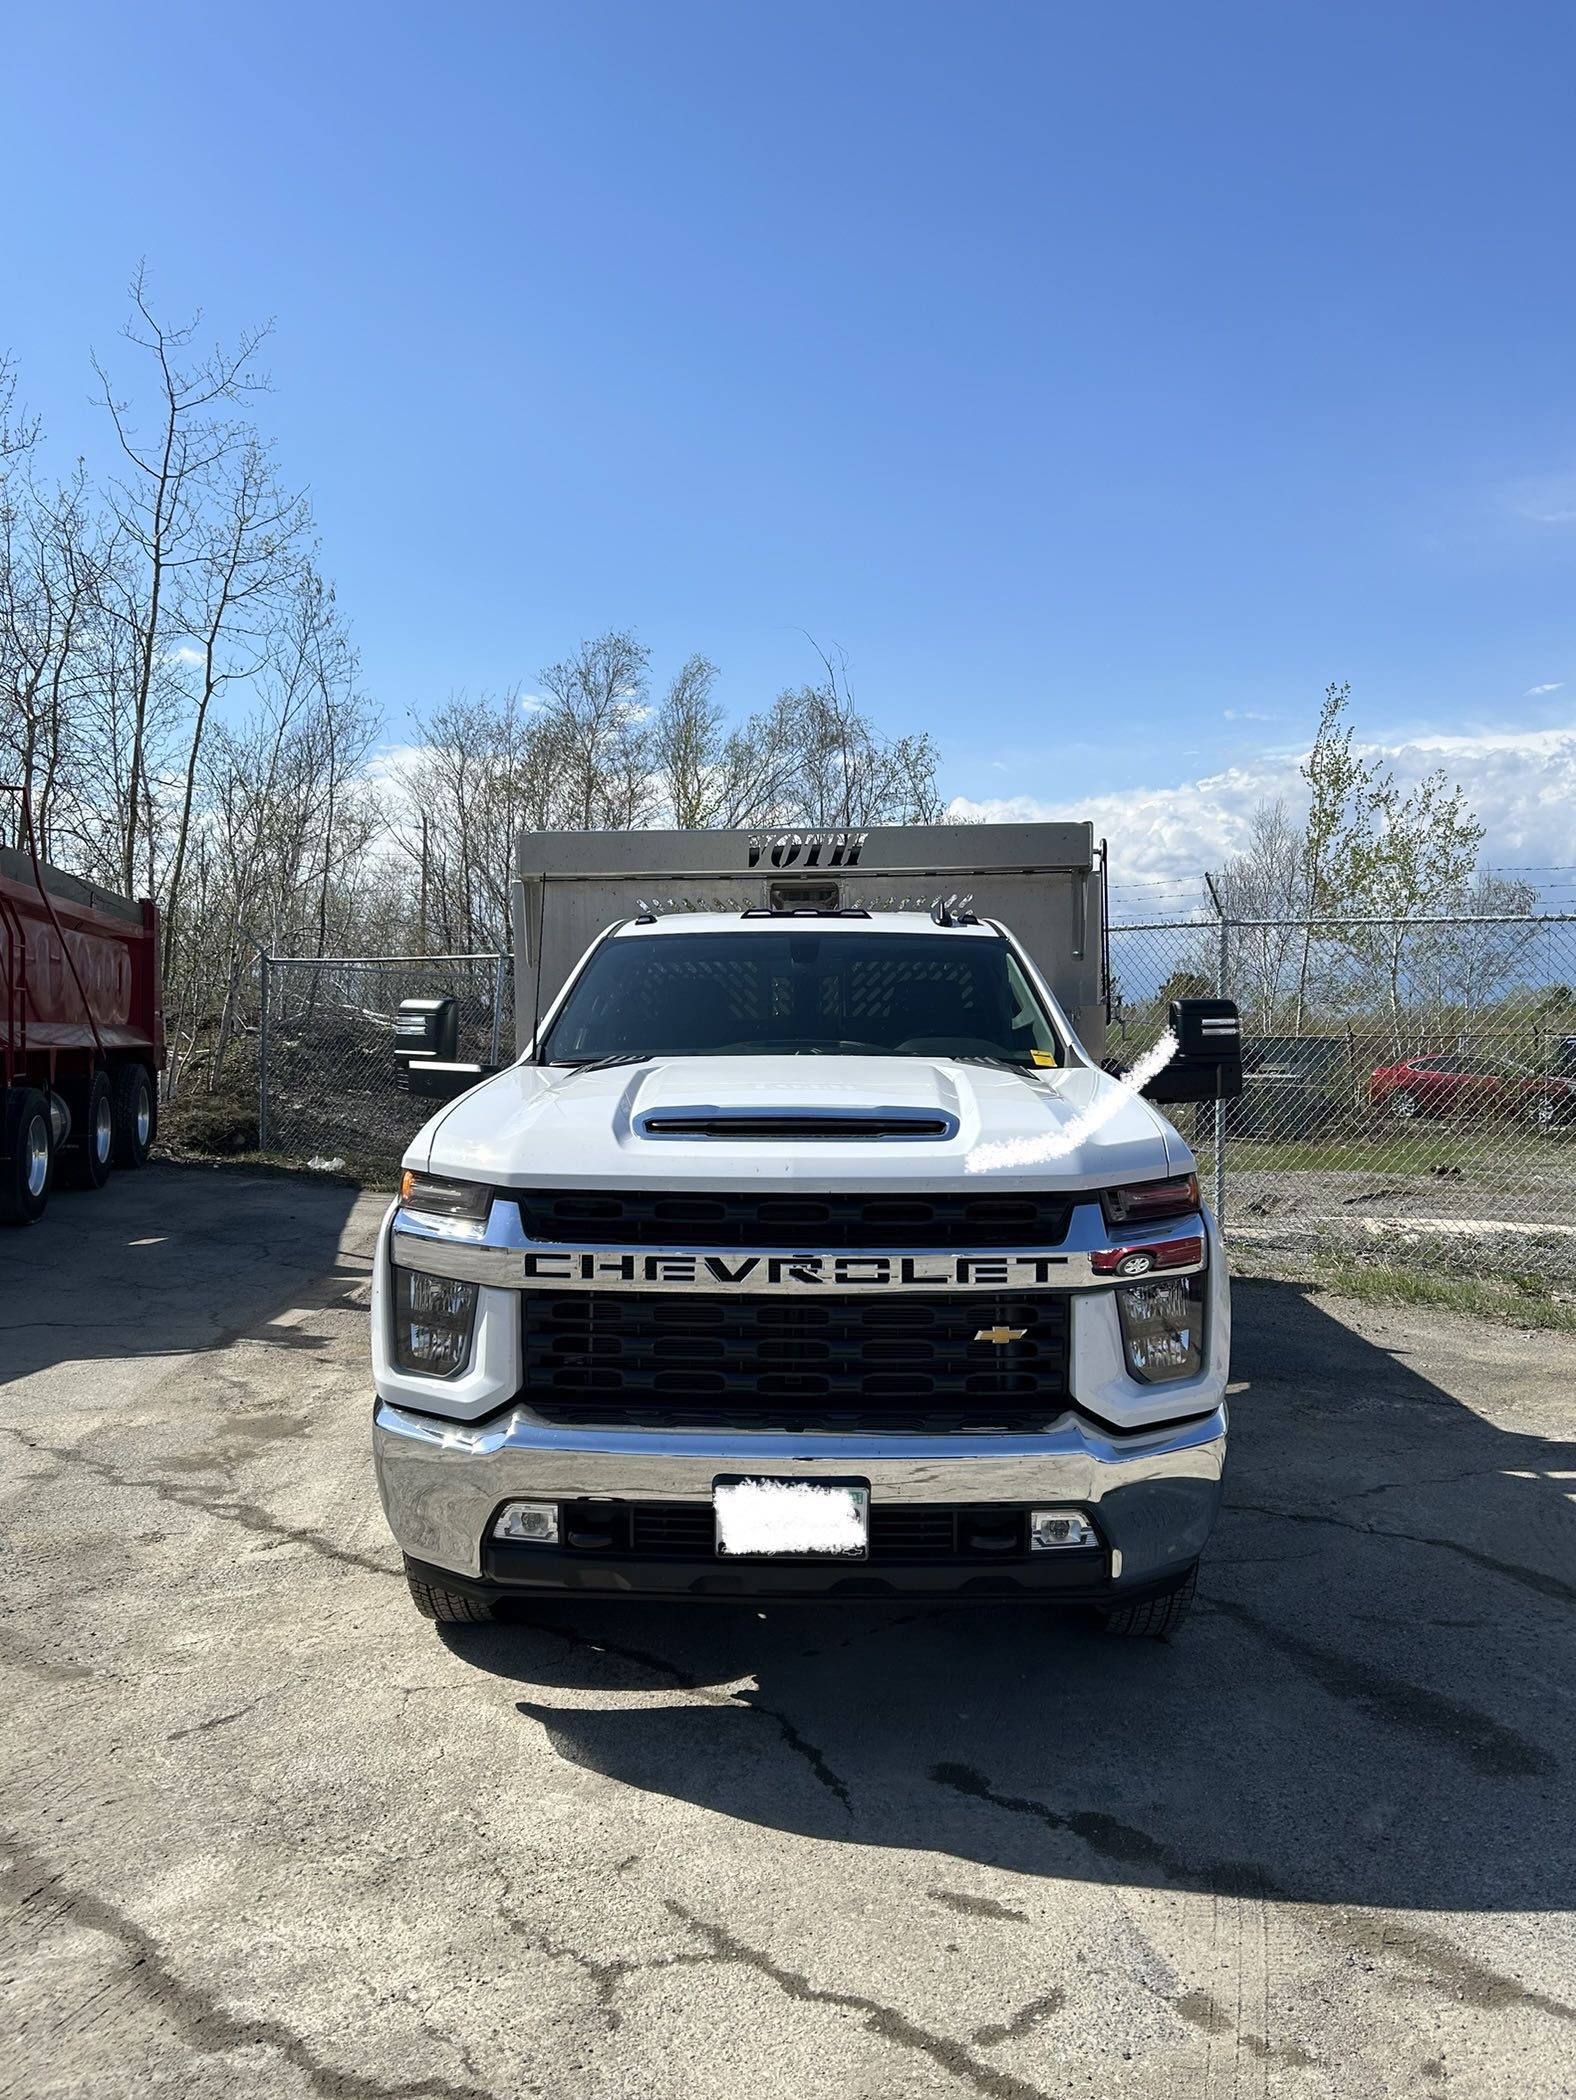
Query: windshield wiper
[
  {"left": 555, "top": 1050, "right": 658, "bottom": 1072},
  {"left": 941, "top": 1052, "right": 1042, "bottom": 1073}
]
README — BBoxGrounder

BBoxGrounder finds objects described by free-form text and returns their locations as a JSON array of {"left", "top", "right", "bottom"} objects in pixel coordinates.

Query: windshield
[{"left": 540, "top": 929, "right": 1064, "bottom": 1066}]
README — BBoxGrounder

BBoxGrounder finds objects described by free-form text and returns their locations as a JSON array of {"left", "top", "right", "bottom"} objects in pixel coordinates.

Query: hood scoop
[{"left": 634, "top": 1103, "right": 960, "bottom": 1142}]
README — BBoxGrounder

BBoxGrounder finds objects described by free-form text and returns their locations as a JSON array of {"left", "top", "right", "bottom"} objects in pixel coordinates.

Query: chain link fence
[
  {"left": 1110, "top": 912, "right": 1576, "bottom": 1272},
  {"left": 253, "top": 914, "right": 1576, "bottom": 1279},
  {"left": 259, "top": 952, "right": 511, "bottom": 1166}
]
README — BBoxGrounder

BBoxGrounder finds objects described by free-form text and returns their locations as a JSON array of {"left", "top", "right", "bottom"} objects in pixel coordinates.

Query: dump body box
[
  {"left": 0, "top": 845, "right": 164, "bottom": 1089},
  {"left": 511, "top": 822, "right": 1106, "bottom": 1058}
]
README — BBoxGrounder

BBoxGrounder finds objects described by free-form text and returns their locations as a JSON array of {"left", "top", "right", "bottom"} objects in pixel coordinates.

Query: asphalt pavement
[{"left": 3, "top": 1163, "right": 1574, "bottom": 2100}]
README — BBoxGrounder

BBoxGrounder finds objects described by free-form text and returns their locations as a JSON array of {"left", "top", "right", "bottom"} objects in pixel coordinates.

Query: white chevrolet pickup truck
[{"left": 371, "top": 823, "right": 1242, "bottom": 1639}]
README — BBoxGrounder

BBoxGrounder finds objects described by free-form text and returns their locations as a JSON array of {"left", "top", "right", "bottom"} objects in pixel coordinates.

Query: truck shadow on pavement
[
  {"left": 0, "top": 1164, "right": 366, "bottom": 1383},
  {"left": 446, "top": 1279, "right": 1576, "bottom": 1924}
]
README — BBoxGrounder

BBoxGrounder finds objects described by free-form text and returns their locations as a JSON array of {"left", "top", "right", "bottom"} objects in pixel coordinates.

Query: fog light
[
  {"left": 1030, "top": 1508, "right": 1097, "bottom": 1550},
  {"left": 493, "top": 1501, "right": 559, "bottom": 1544}
]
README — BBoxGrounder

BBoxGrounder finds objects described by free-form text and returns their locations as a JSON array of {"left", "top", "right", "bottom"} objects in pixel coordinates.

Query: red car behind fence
[{"left": 1369, "top": 1051, "right": 1576, "bottom": 1130}]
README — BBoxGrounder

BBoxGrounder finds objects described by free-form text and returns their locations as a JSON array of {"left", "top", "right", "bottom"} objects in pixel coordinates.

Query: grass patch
[
  {"left": 1304, "top": 1258, "right": 1576, "bottom": 1332},
  {"left": 1228, "top": 1141, "right": 1441, "bottom": 1174}
]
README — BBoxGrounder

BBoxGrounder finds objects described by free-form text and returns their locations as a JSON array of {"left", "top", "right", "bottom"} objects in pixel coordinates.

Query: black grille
[
  {"left": 514, "top": 1188, "right": 1075, "bottom": 1250},
  {"left": 552, "top": 1500, "right": 1047, "bottom": 1563},
  {"left": 521, "top": 1291, "right": 1068, "bottom": 1432}
]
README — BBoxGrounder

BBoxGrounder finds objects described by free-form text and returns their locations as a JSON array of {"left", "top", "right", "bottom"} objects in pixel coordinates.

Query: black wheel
[
  {"left": 58, "top": 1070, "right": 114, "bottom": 1190},
  {"left": 1098, "top": 1562, "right": 1198, "bottom": 1641},
  {"left": 404, "top": 1558, "right": 496, "bottom": 1623},
  {"left": 110, "top": 1062, "right": 156, "bottom": 1169},
  {"left": 1388, "top": 1089, "right": 1419, "bottom": 1121},
  {"left": 0, "top": 1087, "right": 54, "bottom": 1226}
]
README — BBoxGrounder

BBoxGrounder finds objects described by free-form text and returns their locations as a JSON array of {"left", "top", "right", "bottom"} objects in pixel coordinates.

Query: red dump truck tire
[
  {"left": 111, "top": 1062, "right": 157, "bottom": 1170},
  {"left": 1, "top": 1088, "right": 54, "bottom": 1226},
  {"left": 58, "top": 1069, "right": 114, "bottom": 1191}
]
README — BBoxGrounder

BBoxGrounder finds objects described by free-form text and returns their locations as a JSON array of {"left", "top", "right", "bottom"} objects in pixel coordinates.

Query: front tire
[
  {"left": 1387, "top": 1089, "right": 1420, "bottom": 1121},
  {"left": 111, "top": 1062, "right": 156, "bottom": 1169},
  {"left": 405, "top": 1558, "right": 496, "bottom": 1623},
  {"left": 0, "top": 1088, "right": 54, "bottom": 1226},
  {"left": 1098, "top": 1562, "right": 1198, "bottom": 1640}
]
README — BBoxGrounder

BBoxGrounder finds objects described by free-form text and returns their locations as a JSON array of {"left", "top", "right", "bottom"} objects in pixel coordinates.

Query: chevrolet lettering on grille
[{"left": 519, "top": 1248, "right": 1075, "bottom": 1289}]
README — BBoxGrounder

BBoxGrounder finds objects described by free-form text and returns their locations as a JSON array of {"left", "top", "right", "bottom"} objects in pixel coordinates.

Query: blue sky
[{"left": 7, "top": 0, "right": 1575, "bottom": 880}]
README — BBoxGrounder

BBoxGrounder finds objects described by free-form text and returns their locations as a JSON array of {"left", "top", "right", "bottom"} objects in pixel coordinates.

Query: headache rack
[{"left": 513, "top": 821, "right": 1108, "bottom": 1059}]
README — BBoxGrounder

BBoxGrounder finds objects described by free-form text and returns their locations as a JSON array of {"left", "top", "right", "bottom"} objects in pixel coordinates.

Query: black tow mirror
[
  {"left": 1140, "top": 997, "right": 1243, "bottom": 1104},
  {"left": 395, "top": 996, "right": 494, "bottom": 1098},
  {"left": 395, "top": 996, "right": 458, "bottom": 1065},
  {"left": 403, "top": 1059, "right": 492, "bottom": 1101}
]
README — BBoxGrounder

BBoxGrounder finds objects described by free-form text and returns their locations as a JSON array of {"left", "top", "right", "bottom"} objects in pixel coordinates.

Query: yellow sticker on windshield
[{"left": 1030, "top": 1049, "right": 1058, "bottom": 1067}]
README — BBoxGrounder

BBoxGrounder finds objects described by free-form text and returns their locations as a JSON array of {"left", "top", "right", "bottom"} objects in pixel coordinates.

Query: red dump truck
[{"left": 0, "top": 841, "right": 164, "bottom": 1225}]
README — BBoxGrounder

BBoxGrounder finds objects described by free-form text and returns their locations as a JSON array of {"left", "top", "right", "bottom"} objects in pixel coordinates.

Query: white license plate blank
[{"left": 714, "top": 1479, "right": 869, "bottom": 1558}]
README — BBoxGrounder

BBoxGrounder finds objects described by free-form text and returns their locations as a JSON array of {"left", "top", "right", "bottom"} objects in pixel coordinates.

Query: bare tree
[
  {"left": 648, "top": 656, "right": 813, "bottom": 828},
  {"left": 537, "top": 630, "right": 657, "bottom": 830},
  {"left": 163, "top": 440, "right": 308, "bottom": 977},
  {"left": 1411, "top": 871, "right": 1541, "bottom": 1032},
  {"left": 0, "top": 465, "right": 116, "bottom": 854},
  {"left": 760, "top": 645, "right": 943, "bottom": 828},
  {"left": 0, "top": 353, "right": 40, "bottom": 465},
  {"left": 187, "top": 574, "right": 377, "bottom": 1092},
  {"left": 1210, "top": 799, "right": 1306, "bottom": 1030},
  {"left": 92, "top": 267, "right": 271, "bottom": 893},
  {"left": 649, "top": 654, "right": 727, "bottom": 827}
]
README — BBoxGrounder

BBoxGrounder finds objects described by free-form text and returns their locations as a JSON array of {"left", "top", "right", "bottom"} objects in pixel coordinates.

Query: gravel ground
[
  {"left": 1229, "top": 1164, "right": 1576, "bottom": 1234},
  {"left": 1229, "top": 1214, "right": 1576, "bottom": 1296},
  {"left": 3, "top": 1164, "right": 1575, "bottom": 2100}
]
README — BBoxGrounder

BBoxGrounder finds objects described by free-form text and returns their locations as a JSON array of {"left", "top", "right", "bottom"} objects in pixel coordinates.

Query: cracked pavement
[{"left": 3, "top": 1162, "right": 1575, "bottom": 2098}]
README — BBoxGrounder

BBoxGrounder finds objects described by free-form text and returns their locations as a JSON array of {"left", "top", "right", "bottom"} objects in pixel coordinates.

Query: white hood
[{"left": 412, "top": 1054, "right": 1188, "bottom": 1193}]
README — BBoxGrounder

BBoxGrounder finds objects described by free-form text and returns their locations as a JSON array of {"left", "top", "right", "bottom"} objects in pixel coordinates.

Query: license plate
[{"left": 713, "top": 1477, "right": 869, "bottom": 1559}]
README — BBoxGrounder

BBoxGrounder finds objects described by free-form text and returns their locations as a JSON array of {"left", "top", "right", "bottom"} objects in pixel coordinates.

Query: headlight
[
  {"left": 1102, "top": 1173, "right": 1200, "bottom": 1225},
  {"left": 398, "top": 1170, "right": 492, "bottom": 1223},
  {"left": 1116, "top": 1274, "right": 1205, "bottom": 1383},
  {"left": 393, "top": 1267, "right": 479, "bottom": 1377}
]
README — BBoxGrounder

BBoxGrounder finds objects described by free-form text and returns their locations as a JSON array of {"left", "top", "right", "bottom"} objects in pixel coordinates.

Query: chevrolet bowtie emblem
[{"left": 974, "top": 1325, "right": 1028, "bottom": 1346}]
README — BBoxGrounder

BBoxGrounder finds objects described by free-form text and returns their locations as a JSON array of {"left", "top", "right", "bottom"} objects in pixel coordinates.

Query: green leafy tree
[{"left": 1292, "top": 682, "right": 1376, "bottom": 1030}]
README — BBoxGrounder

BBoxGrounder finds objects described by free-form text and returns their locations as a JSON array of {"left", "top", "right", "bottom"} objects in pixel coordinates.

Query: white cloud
[
  {"left": 948, "top": 722, "right": 1576, "bottom": 888},
  {"left": 365, "top": 741, "right": 425, "bottom": 788},
  {"left": 1526, "top": 682, "right": 1563, "bottom": 696},
  {"left": 1222, "top": 708, "right": 1273, "bottom": 722},
  {"left": 1507, "top": 470, "right": 1576, "bottom": 526}
]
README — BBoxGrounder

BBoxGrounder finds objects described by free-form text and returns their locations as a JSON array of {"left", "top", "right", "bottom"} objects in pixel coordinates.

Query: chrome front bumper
[{"left": 372, "top": 1399, "right": 1227, "bottom": 1593}]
